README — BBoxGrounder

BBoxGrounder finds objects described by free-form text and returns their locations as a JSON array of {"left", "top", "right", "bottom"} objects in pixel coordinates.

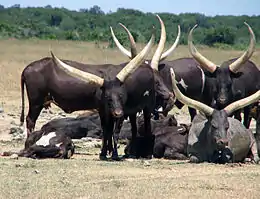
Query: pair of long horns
[
  {"left": 110, "top": 15, "right": 181, "bottom": 70},
  {"left": 170, "top": 68, "right": 260, "bottom": 116},
  {"left": 188, "top": 22, "right": 256, "bottom": 73},
  {"left": 51, "top": 30, "right": 155, "bottom": 85}
]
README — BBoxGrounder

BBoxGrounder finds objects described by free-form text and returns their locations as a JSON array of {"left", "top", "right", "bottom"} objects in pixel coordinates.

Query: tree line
[{"left": 0, "top": 4, "right": 259, "bottom": 49}]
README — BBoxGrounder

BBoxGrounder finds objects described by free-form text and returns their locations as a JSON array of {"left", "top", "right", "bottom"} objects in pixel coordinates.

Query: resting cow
[
  {"left": 41, "top": 113, "right": 101, "bottom": 139},
  {"left": 124, "top": 114, "right": 190, "bottom": 159},
  {"left": 170, "top": 67, "right": 260, "bottom": 164},
  {"left": 2, "top": 130, "right": 75, "bottom": 159}
]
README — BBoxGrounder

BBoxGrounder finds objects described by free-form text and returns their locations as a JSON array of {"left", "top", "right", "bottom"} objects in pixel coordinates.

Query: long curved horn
[
  {"left": 119, "top": 23, "right": 138, "bottom": 58},
  {"left": 151, "top": 15, "right": 166, "bottom": 70},
  {"left": 110, "top": 26, "right": 132, "bottom": 59},
  {"left": 116, "top": 30, "right": 155, "bottom": 82},
  {"left": 51, "top": 52, "right": 104, "bottom": 86},
  {"left": 229, "top": 22, "right": 256, "bottom": 73},
  {"left": 160, "top": 25, "right": 181, "bottom": 61},
  {"left": 188, "top": 24, "right": 217, "bottom": 73},
  {"left": 224, "top": 90, "right": 260, "bottom": 116},
  {"left": 170, "top": 68, "right": 214, "bottom": 116}
]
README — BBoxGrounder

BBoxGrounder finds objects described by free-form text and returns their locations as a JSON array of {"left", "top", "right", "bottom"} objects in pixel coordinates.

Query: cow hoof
[
  {"left": 99, "top": 154, "right": 108, "bottom": 161},
  {"left": 66, "top": 150, "right": 73, "bottom": 159},
  {"left": 123, "top": 154, "right": 137, "bottom": 159},
  {"left": 143, "top": 155, "right": 153, "bottom": 160},
  {"left": 112, "top": 156, "right": 121, "bottom": 161},
  {"left": 254, "top": 156, "right": 260, "bottom": 164},
  {"left": 189, "top": 155, "right": 200, "bottom": 163}
]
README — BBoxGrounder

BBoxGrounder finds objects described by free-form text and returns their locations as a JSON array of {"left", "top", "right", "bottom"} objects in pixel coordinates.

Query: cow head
[
  {"left": 170, "top": 68, "right": 260, "bottom": 157},
  {"left": 110, "top": 15, "right": 181, "bottom": 115},
  {"left": 188, "top": 22, "right": 256, "bottom": 108},
  {"left": 51, "top": 32, "right": 155, "bottom": 119}
]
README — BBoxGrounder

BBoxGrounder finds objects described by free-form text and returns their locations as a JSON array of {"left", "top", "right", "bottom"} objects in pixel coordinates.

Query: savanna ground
[{"left": 0, "top": 39, "right": 260, "bottom": 199}]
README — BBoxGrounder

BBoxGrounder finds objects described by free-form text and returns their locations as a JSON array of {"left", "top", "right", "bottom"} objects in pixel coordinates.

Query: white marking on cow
[
  {"left": 137, "top": 111, "right": 143, "bottom": 117},
  {"left": 143, "top": 90, "right": 150, "bottom": 96},
  {"left": 226, "top": 154, "right": 231, "bottom": 159},
  {"left": 177, "top": 78, "right": 188, "bottom": 91},
  {"left": 36, "top": 132, "right": 56, "bottom": 147},
  {"left": 55, "top": 142, "right": 63, "bottom": 147},
  {"left": 177, "top": 127, "right": 184, "bottom": 131},
  {"left": 145, "top": 60, "right": 149, "bottom": 64},
  {"left": 197, "top": 65, "right": 205, "bottom": 94}
]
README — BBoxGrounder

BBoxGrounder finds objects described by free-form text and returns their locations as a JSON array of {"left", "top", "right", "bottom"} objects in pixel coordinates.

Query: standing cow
[
  {"left": 51, "top": 30, "right": 158, "bottom": 160},
  {"left": 170, "top": 68, "right": 260, "bottom": 164},
  {"left": 20, "top": 16, "right": 174, "bottom": 136},
  {"left": 188, "top": 22, "right": 259, "bottom": 128},
  {"left": 110, "top": 20, "right": 212, "bottom": 121}
]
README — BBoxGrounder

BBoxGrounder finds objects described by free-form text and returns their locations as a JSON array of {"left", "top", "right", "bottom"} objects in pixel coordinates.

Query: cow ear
[
  {"left": 230, "top": 71, "right": 243, "bottom": 78},
  {"left": 158, "top": 63, "right": 166, "bottom": 71},
  {"left": 168, "top": 116, "right": 177, "bottom": 126}
]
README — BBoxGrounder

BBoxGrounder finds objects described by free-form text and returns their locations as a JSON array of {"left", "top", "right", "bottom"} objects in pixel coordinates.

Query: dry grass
[
  {"left": 0, "top": 39, "right": 260, "bottom": 199},
  {"left": 1, "top": 141, "right": 260, "bottom": 199}
]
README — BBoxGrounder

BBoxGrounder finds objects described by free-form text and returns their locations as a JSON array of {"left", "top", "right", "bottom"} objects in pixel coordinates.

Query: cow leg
[
  {"left": 111, "top": 117, "right": 124, "bottom": 161},
  {"left": 188, "top": 107, "right": 197, "bottom": 122},
  {"left": 142, "top": 108, "right": 154, "bottom": 159},
  {"left": 256, "top": 107, "right": 260, "bottom": 150},
  {"left": 243, "top": 106, "right": 251, "bottom": 128},
  {"left": 248, "top": 129, "right": 260, "bottom": 164},
  {"left": 153, "top": 142, "right": 165, "bottom": 159},
  {"left": 99, "top": 114, "right": 113, "bottom": 160},
  {"left": 26, "top": 104, "right": 43, "bottom": 134},
  {"left": 164, "top": 148, "right": 188, "bottom": 160},
  {"left": 124, "top": 114, "right": 138, "bottom": 158},
  {"left": 153, "top": 109, "right": 160, "bottom": 120}
]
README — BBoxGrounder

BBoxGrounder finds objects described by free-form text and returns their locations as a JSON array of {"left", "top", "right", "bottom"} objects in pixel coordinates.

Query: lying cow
[
  {"left": 153, "top": 123, "right": 190, "bottom": 160},
  {"left": 2, "top": 113, "right": 101, "bottom": 159},
  {"left": 170, "top": 68, "right": 260, "bottom": 164},
  {"left": 124, "top": 114, "right": 190, "bottom": 160},
  {"left": 2, "top": 130, "right": 75, "bottom": 159},
  {"left": 41, "top": 113, "right": 101, "bottom": 139}
]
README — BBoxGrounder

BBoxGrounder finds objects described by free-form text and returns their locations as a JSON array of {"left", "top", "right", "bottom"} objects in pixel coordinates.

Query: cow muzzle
[
  {"left": 216, "top": 138, "right": 229, "bottom": 149},
  {"left": 218, "top": 97, "right": 227, "bottom": 105},
  {"left": 112, "top": 108, "right": 123, "bottom": 118}
]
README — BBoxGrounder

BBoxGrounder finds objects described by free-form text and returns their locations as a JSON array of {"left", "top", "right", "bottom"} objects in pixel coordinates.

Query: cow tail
[{"left": 20, "top": 74, "right": 25, "bottom": 126}]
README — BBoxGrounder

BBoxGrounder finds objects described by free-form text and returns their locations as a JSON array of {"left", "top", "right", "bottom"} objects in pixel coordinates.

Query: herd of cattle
[{"left": 3, "top": 15, "right": 260, "bottom": 164}]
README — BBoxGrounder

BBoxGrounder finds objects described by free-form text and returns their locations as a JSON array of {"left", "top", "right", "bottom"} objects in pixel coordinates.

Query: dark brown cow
[
  {"left": 20, "top": 15, "right": 174, "bottom": 137},
  {"left": 124, "top": 114, "right": 190, "bottom": 159},
  {"left": 111, "top": 20, "right": 211, "bottom": 122},
  {"left": 51, "top": 28, "right": 159, "bottom": 160}
]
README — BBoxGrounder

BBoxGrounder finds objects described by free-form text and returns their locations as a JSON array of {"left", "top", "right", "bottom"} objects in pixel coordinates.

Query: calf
[
  {"left": 2, "top": 130, "right": 75, "bottom": 159},
  {"left": 124, "top": 114, "right": 190, "bottom": 159},
  {"left": 152, "top": 124, "right": 189, "bottom": 160},
  {"left": 170, "top": 68, "right": 260, "bottom": 164}
]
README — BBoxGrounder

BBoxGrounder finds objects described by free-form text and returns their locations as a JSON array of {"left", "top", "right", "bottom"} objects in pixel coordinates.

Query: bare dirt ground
[{"left": 0, "top": 39, "right": 260, "bottom": 199}]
